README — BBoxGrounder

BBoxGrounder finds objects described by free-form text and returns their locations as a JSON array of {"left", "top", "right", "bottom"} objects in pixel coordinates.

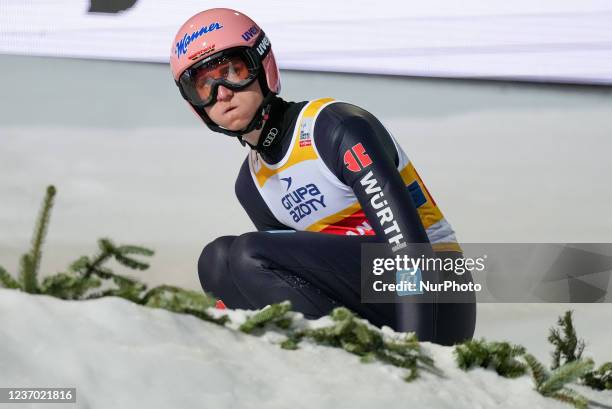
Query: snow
[
  {"left": 1, "top": 288, "right": 611, "bottom": 409},
  {"left": 0, "top": 56, "right": 611, "bottom": 409}
]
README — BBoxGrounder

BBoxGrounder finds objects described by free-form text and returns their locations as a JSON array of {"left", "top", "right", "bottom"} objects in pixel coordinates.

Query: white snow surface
[{"left": 1, "top": 288, "right": 611, "bottom": 409}]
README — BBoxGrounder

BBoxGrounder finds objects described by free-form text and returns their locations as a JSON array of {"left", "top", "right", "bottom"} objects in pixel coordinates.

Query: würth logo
[{"left": 344, "top": 143, "right": 372, "bottom": 172}]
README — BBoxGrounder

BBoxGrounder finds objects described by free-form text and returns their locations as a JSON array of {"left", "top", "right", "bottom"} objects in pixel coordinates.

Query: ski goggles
[{"left": 177, "top": 47, "right": 260, "bottom": 107}]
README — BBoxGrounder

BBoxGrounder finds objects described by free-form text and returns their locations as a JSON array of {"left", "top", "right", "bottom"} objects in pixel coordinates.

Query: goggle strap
[{"left": 252, "top": 31, "right": 272, "bottom": 61}]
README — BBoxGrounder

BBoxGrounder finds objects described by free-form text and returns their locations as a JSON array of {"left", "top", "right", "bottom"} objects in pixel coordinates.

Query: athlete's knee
[
  {"left": 197, "top": 235, "right": 236, "bottom": 295},
  {"left": 227, "top": 232, "right": 266, "bottom": 277}
]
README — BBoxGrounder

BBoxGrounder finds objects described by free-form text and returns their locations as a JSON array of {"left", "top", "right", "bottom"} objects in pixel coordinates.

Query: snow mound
[{"left": 1, "top": 288, "right": 610, "bottom": 409}]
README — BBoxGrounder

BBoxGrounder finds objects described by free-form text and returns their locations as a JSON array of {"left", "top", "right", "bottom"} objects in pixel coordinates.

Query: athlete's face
[{"left": 203, "top": 79, "right": 264, "bottom": 132}]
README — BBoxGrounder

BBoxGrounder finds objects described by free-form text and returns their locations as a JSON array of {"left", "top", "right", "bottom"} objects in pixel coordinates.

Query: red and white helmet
[{"left": 170, "top": 8, "right": 281, "bottom": 137}]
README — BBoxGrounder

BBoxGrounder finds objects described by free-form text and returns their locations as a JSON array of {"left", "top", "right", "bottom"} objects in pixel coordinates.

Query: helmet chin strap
[
  {"left": 199, "top": 91, "right": 275, "bottom": 144},
  {"left": 235, "top": 98, "right": 273, "bottom": 151},
  {"left": 195, "top": 68, "right": 276, "bottom": 147}
]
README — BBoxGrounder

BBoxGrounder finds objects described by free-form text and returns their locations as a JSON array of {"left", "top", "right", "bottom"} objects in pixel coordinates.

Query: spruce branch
[
  {"left": 115, "top": 245, "right": 155, "bottom": 257},
  {"left": 140, "top": 285, "right": 224, "bottom": 324},
  {"left": 583, "top": 362, "right": 612, "bottom": 390},
  {"left": 17, "top": 185, "right": 56, "bottom": 293},
  {"left": 78, "top": 239, "right": 154, "bottom": 276},
  {"left": 181, "top": 307, "right": 230, "bottom": 325},
  {"left": 239, "top": 301, "right": 293, "bottom": 333},
  {"left": 29, "top": 185, "right": 56, "bottom": 281},
  {"left": 18, "top": 253, "right": 38, "bottom": 293},
  {"left": 454, "top": 338, "right": 527, "bottom": 378},
  {"left": 62, "top": 238, "right": 152, "bottom": 300},
  {"left": 40, "top": 273, "right": 102, "bottom": 300},
  {"left": 68, "top": 256, "right": 90, "bottom": 274},
  {"left": 108, "top": 273, "right": 147, "bottom": 302},
  {"left": 82, "top": 239, "right": 115, "bottom": 279},
  {"left": 98, "top": 238, "right": 116, "bottom": 253},
  {"left": 96, "top": 266, "right": 117, "bottom": 280},
  {"left": 280, "top": 335, "right": 302, "bottom": 350},
  {"left": 539, "top": 358, "right": 594, "bottom": 394},
  {"left": 524, "top": 353, "right": 550, "bottom": 387},
  {"left": 113, "top": 253, "right": 150, "bottom": 271},
  {"left": 549, "top": 310, "right": 585, "bottom": 369},
  {"left": 0, "top": 265, "right": 21, "bottom": 289},
  {"left": 288, "top": 306, "right": 437, "bottom": 381},
  {"left": 140, "top": 284, "right": 216, "bottom": 310},
  {"left": 524, "top": 353, "right": 592, "bottom": 409},
  {"left": 549, "top": 388, "right": 589, "bottom": 409}
]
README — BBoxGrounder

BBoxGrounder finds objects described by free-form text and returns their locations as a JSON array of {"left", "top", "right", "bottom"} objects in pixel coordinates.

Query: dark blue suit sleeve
[
  {"left": 315, "top": 103, "right": 439, "bottom": 335},
  {"left": 314, "top": 103, "right": 431, "bottom": 250}
]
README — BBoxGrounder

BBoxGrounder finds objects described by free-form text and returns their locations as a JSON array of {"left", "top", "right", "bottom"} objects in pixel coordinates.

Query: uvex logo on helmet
[
  {"left": 256, "top": 37, "right": 271, "bottom": 56},
  {"left": 242, "top": 25, "right": 260, "bottom": 41},
  {"left": 175, "top": 22, "right": 223, "bottom": 58}
]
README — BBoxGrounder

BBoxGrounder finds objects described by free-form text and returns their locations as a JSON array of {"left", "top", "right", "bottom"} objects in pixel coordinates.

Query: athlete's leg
[
  {"left": 433, "top": 251, "right": 477, "bottom": 345},
  {"left": 397, "top": 250, "right": 476, "bottom": 345},
  {"left": 201, "top": 231, "right": 476, "bottom": 344},
  {"left": 227, "top": 231, "right": 395, "bottom": 327},
  {"left": 197, "top": 235, "right": 255, "bottom": 310}
]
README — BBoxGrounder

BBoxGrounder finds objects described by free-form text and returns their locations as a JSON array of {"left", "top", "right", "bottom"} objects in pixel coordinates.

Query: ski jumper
[{"left": 198, "top": 96, "right": 476, "bottom": 345}]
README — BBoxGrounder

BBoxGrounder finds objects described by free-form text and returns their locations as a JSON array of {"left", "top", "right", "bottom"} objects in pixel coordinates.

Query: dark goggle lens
[{"left": 179, "top": 51, "right": 257, "bottom": 106}]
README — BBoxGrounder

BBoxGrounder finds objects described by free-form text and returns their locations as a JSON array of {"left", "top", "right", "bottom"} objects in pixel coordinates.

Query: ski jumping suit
[{"left": 198, "top": 97, "right": 476, "bottom": 345}]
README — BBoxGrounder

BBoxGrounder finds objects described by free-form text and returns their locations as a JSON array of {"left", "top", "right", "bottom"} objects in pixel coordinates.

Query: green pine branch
[
  {"left": 539, "top": 358, "right": 595, "bottom": 394},
  {"left": 523, "top": 353, "right": 550, "bottom": 386},
  {"left": 282, "top": 306, "right": 438, "bottom": 381},
  {"left": 70, "top": 238, "right": 153, "bottom": 300},
  {"left": 17, "top": 185, "right": 56, "bottom": 293},
  {"left": 68, "top": 256, "right": 90, "bottom": 274},
  {"left": 113, "top": 244, "right": 154, "bottom": 272},
  {"left": 545, "top": 310, "right": 612, "bottom": 392},
  {"left": 81, "top": 239, "right": 116, "bottom": 279},
  {"left": 239, "top": 301, "right": 293, "bottom": 333},
  {"left": 115, "top": 245, "right": 155, "bottom": 257},
  {"left": 524, "top": 352, "right": 593, "bottom": 408},
  {"left": 454, "top": 338, "right": 527, "bottom": 378},
  {"left": 29, "top": 186, "right": 56, "bottom": 283},
  {"left": 19, "top": 253, "right": 37, "bottom": 293},
  {"left": 549, "top": 310, "right": 585, "bottom": 370},
  {"left": 40, "top": 273, "right": 102, "bottom": 300},
  {"left": 113, "top": 253, "right": 150, "bottom": 271},
  {"left": 1, "top": 185, "right": 154, "bottom": 303},
  {"left": 582, "top": 362, "right": 612, "bottom": 390},
  {"left": 140, "top": 284, "right": 225, "bottom": 324},
  {"left": 549, "top": 388, "right": 589, "bottom": 409},
  {"left": 104, "top": 273, "right": 147, "bottom": 302},
  {"left": 0, "top": 265, "right": 21, "bottom": 289}
]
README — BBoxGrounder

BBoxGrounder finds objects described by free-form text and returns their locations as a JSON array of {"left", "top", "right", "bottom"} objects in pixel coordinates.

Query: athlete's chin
[
  {"left": 223, "top": 120, "right": 247, "bottom": 131},
  {"left": 223, "top": 113, "right": 251, "bottom": 131}
]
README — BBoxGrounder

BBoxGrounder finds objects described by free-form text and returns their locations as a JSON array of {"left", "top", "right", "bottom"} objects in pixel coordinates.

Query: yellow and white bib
[{"left": 248, "top": 98, "right": 460, "bottom": 252}]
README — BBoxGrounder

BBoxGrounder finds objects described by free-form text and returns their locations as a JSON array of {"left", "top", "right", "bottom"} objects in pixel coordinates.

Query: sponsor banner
[
  {"left": 1, "top": 1, "right": 611, "bottom": 84},
  {"left": 360, "top": 243, "right": 612, "bottom": 303}
]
